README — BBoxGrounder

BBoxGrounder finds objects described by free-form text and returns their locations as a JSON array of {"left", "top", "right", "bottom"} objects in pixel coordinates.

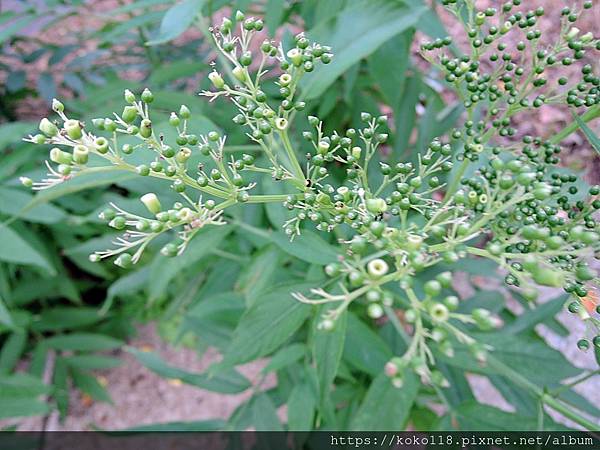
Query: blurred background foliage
[{"left": 1, "top": 0, "right": 596, "bottom": 430}]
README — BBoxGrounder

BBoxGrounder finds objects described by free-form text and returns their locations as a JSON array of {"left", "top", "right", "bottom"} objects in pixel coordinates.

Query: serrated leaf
[
  {"left": 146, "top": 0, "right": 204, "bottom": 45},
  {"left": 301, "top": 0, "right": 426, "bottom": 100}
]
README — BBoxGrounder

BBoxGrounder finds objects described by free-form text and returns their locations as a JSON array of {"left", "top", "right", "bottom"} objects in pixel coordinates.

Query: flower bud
[
  {"left": 179, "top": 105, "right": 191, "bottom": 119},
  {"left": 235, "top": 10, "right": 245, "bottom": 21},
  {"left": 50, "top": 147, "right": 72, "bottom": 165},
  {"left": 581, "top": 32, "right": 594, "bottom": 43},
  {"left": 52, "top": 99, "right": 64, "bottom": 112},
  {"left": 279, "top": 73, "right": 292, "bottom": 87},
  {"left": 139, "top": 119, "right": 152, "bottom": 138},
  {"left": 140, "top": 193, "right": 162, "bottom": 215},
  {"left": 275, "top": 118, "right": 288, "bottom": 131},
  {"left": 94, "top": 137, "right": 109, "bottom": 154},
  {"left": 176, "top": 147, "right": 191, "bottom": 163},
  {"left": 366, "top": 198, "right": 388, "bottom": 214},
  {"left": 367, "top": 258, "right": 388, "bottom": 278},
  {"left": 114, "top": 253, "right": 133, "bottom": 268},
  {"left": 141, "top": 88, "right": 154, "bottom": 103},
  {"left": 64, "top": 119, "right": 83, "bottom": 140},
  {"left": 124, "top": 89, "right": 136, "bottom": 103},
  {"left": 367, "top": 303, "right": 384, "bottom": 319},
  {"left": 39, "top": 118, "right": 58, "bottom": 137},
  {"left": 351, "top": 146, "right": 362, "bottom": 159},
  {"left": 232, "top": 66, "right": 246, "bottom": 83},
  {"left": 73, "top": 145, "right": 89, "bottom": 164},
  {"left": 19, "top": 176, "right": 33, "bottom": 188},
  {"left": 121, "top": 105, "right": 138, "bottom": 124},
  {"left": 208, "top": 71, "right": 225, "bottom": 89},
  {"left": 221, "top": 17, "right": 232, "bottom": 33},
  {"left": 287, "top": 48, "right": 303, "bottom": 66},
  {"left": 567, "top": 27, "right": 580, "bottom": 40},
  {"left": 169, "top": 112, "right": 180, "bottom": 127}
]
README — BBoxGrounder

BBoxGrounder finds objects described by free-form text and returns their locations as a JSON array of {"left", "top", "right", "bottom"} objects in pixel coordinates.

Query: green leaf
[
  {"left": 71, "top": 368, "right": 112, "bottom": 404},
  {"left": 313, "top": 307, "right": 346, "bottom": 407},
  {"left": 0, "top": 398, "right": 50, "bottom": 419},
  {"left": 222, "top": 283, "right": 313, "bottom": 366},
  {"left": 128, "top": 347, "right": 250, "bottom": 394},
  {"left": 0, "top": 331, "right": 27, "bottom": 374},
  {"left": 436, "top": 402, "right": 547, "bottom": 431},
  {"left": 573, "top": 111, "right": 600, "bottom": 154},
  {"left": 117, "top": 419, "right": 225, "bottom": 432},
  {"left": 265, "top": 0, "right": 286, "bottom": 36},
  {"left": 503, "top": 294, "right": 566, "bottom": 335},
  {"left": 301, "top": 0, "right": 426, "bottom": 100},
  {"left": 0, "top": 187, "right": 66, "bottom": 224},
  {"left": 343, "top": 313, "right": 392, "bottom": 375},
  {"left": 439, "top": 333, "right": 581, "bottom": 385},
  {"left": 350, "top": 372, "right": 419, "bottom": 430},
  {"left": 287, "top": 383, "right": 316, "bottom": 431},
  {"left": 368, "top": 29, "right": 413, "bottom": 107},
  {"left": 63, "top": 355, "right": 122, "bottom": 370},
  {"left": 148, "top": 61, "right": 207, "bottom": 85},
  {"left": 250, "top": 394, "right": 283, "bottom": 431},
  {"left": 16, "top": 168, "right": 136, "bottom": 218},
  {"left": 31, "top": 307, "right": 102, "bottom": 332},
  {"left": 0, "top": 296, "right": 14, "bottom": 329},
  {"left": 235, "top": 245, "right": 282, "bottom": 305},
  {"left": 148, "top": 226, "right": 231, "bottom": 300},
  {"left": 182, "top": 291, "right": 245, "bottom": 350},
  {"left": 0, "top": 225, "right": 55, "bottom": 274},
  {"left": 146, "top": 0, "right": 204, "bottom": 45},
  {"left": 261, "top": 343, "right": 306, "bottom": 375},
  {"left": 269, "top": 231, "right": 339, "bottom": 265},
  {"left": 0, "top": 373, "right": 51, "bottom": 398},
  {"left": 43, "top": 333, "right": 123, "bottom": 352},
  {"left": 0, "top": 14, "right": 36, "bottom": 44}
]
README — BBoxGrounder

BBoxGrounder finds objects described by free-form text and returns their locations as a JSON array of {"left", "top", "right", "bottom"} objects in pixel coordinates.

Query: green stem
[
  {"left": 279, "top": 130, "right": 305, "bottom": 183},
  {"left": 487, "top": 356, "right": 599, "bottom": 431},
  {"left": 549, "top": 104, "right": 600, "bottom": 145}
]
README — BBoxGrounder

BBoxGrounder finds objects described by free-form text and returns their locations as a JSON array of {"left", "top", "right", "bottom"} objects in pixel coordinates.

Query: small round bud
[
  {"left": 52, "top": 99, "right": 64, "bottom": 112},
  {"left": 124, "top": 89, "right": 136, "bottom": 103},
  {"left": 121, "top": 105, "right": 138, "bottom": 124},
  {"left": 19, "top": 177, "right": 33, "bottom": 188},
  {"left": 114, "top": 253, "right": 133, "bottom": 269},
  {"left": 367, "top": 258, "right": 389, "bottom": 278},
  {"left": 141, "top": 88, "right": 154, "bottom": 103}
]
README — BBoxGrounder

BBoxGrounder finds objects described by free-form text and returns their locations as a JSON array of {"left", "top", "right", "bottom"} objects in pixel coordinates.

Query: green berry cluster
[{"left": 24, "top": 4, "right": 600, "bottom": 388}]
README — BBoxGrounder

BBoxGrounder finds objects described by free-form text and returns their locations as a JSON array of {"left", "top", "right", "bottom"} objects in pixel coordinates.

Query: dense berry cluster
[{"left": 25, "top": 2, "right": 599, "bottom": 388}]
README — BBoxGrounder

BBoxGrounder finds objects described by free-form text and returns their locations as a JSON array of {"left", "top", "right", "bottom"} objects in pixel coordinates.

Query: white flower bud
[
  {"left": 140, "top": 193, "right": 162, "bottom": 215},
  {"left": 232, "top": 66, "right": 246, "bottom": 83},
  {"left": 367, "top": 258, "right": 388, "bottom": 278},
  {"left": 52, "top": 99, "right": 64, "bottom": 112},
  {"left": 208, "top": 71, "right": 225, "bottom": 89}
]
